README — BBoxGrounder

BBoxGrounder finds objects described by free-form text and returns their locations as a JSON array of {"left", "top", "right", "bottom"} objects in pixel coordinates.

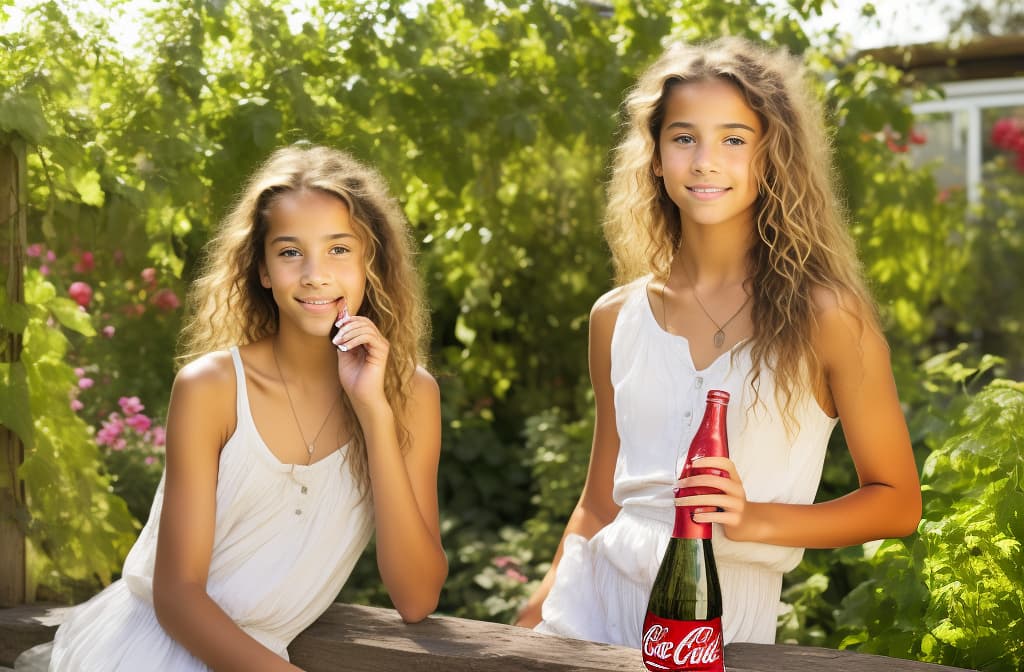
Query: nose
[
  {"left": 301, "top": 257, "right": 329, "bottom": 286},
  {"left": 692, "top": 144, "right": 718, "bottom": 175}
]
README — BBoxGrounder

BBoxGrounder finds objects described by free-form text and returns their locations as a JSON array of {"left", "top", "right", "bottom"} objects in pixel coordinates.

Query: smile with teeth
[
  {"left": 297, "top": 298, "right": 337, "bottom": 305},
  {"left": 688, "top": 187, "right": 728, "bottom": 193}
]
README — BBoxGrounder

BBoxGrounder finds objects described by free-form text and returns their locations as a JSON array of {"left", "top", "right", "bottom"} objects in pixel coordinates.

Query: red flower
[
  {"left": 68, "top": 281, "right": 93, "bottom": 307},
  {"left": 73, "top": 251, "right": 95, "bottom": 274},
  {"left": 151, "top": 288, "right": 181, "bottom": 311}
]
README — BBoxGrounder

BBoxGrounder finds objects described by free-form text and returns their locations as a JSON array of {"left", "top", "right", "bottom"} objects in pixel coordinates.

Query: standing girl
[
  {"left": 47, "top": 145, "right": 447, "bottom": 671},
  {"left": 516, "top": 37, "right": 921, "bottom": 646}
]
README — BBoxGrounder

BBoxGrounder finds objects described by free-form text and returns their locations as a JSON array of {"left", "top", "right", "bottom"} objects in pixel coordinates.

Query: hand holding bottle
[{"left": 674, "top": 456, "right": 750, "bottom": 537}]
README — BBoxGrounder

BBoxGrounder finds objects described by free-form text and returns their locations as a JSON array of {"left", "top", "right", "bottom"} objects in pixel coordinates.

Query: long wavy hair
[
  {"left": 179, "top": 144, "right": 428, "bottom": 495},
  {"left": 604, "top": 37, "right": 876, "bottom": 427}
]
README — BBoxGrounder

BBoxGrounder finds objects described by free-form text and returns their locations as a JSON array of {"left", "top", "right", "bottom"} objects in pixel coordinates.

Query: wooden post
[{"left": 1, "top": 137, "right": 28, "bottom": 607}]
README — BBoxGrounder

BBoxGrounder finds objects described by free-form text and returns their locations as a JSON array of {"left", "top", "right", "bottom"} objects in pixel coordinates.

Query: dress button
[
  {"left": 300, "top": 486, "right": 308, "bottom": 495},
  {"left": 695, "top": 376, "right": 704, "bottom": 387},
  {"left": 684, "top": 411, "right": 692, "bottom": 418},
  {"left": 295, "top": 509, "right": 302, "bottom": 515}
]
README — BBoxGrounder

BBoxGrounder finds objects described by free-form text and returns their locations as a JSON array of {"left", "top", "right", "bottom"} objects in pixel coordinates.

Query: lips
[
  {"left": 296, "top": 297, "right": 338, "bottom": 305},
  {"left": 686, "top": 185, "right": 730, "bottom": 201}
]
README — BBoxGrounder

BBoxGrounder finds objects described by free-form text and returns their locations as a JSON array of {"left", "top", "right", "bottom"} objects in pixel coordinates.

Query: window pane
[{"left": 910, "top": 110, "right": 969, "bottom": 192}]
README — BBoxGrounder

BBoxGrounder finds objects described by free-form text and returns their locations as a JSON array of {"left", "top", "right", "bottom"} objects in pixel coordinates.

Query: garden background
[{"left": 1, "top": 1, "right": 1022, "bottom": 670}]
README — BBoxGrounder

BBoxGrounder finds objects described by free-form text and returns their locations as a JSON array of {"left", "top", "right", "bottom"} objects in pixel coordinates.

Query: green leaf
[
  {"left": 0, "top": 361, "right": 34, "bottom": 448},
  {"left": 0, "top": 292, "right": 31, "bottom": 334},
  {"left": 0, "top": 90, "right": 49, "bottom": 144},
  {"left": 47, "top": 297, "right": 96, "bottom": 337},
  {"left": 69, "top": 168, "right": 105, "bottom": 207}
]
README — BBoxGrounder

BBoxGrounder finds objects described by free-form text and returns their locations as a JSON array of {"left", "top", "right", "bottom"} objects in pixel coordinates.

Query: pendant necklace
[
  {"left": 664, "top": 262, "right": 752, "bottom": 349},
  {"left": 271, "top": 340, "right": 340, "bottom": 503}
]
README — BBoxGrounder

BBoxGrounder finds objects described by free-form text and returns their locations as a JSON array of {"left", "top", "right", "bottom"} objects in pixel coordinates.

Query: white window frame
[{"left": 912, "top": 77, "right": 1024, "bottom": 203}]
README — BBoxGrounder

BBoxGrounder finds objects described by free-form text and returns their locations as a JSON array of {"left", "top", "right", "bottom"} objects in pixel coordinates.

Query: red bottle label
[{"left": 641, "top": 613, "right": 724, "bottom": 671}]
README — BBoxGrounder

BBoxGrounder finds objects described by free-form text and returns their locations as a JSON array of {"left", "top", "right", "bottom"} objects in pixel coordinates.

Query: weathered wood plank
[
  {"left": 290, "top": 604, "right": 978, "bottom": 672},
  {"left": 0, "top": 604, "right": 66, "bottom": 666},
  {"left": 0, "top": 603, "right": 979, "bottom": 671},
  {"left": 290, "top": 603, "right": 644, "bottom": 671},
  {"left": 724, "top": 643, "right": 976, "bottom": 672}
]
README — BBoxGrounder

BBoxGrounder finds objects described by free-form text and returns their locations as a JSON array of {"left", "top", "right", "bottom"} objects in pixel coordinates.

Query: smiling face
[
  {"left": 259, "top": 188, "right": 367, "bottom": 337},
  {"left": 653, "top": 77, "right": 763, "bottom": 233}
]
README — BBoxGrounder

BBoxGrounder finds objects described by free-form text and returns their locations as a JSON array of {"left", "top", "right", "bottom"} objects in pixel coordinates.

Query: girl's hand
[
  {"left": 674, "top": 456, "right": 754, "bottom": 541},
  {"left": 332, "top": 305, "right": 389, "bottom": 409}
]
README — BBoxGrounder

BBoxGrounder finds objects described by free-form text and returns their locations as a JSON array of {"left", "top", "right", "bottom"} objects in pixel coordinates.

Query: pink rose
[
  {"left": 70, "top": 399, "right": 84, "bottom": 412},
  {"left": 118, "top": 396, "right": 144, "bottom": 416},
  {"left": 126, "top": 413, "right": 152, "bottom": 433},
  {"left": 96, "top": 416, "right": 124, "bottom": 446},
  {"left": 141, "top": 267, "right": 157, "bottom": 284},
  {"left": 152, "top": 288, "right": 181, "bottom": 311},
  {"left": 504, "top": 568, "right": 528, "bottom": 583},
  {"left": 73, "top": 251, "right": 95, "bottom": 274},
  {"left": 68, "top": 281, "right": 93, "bottom": 307},
  {"left": 78, "top": 377, "right": 95, "bottom": 389},
  {"left": 26, "top": 244, "right": 43, "bottom": 258},
  {"left": 102, "top": 325, "right": 116, "bottom": 338}
]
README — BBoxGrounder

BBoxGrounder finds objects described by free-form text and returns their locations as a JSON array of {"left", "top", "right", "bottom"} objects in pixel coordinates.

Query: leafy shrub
[{"left": 833, "top": 365, "right": 1023, "bottom": 671}]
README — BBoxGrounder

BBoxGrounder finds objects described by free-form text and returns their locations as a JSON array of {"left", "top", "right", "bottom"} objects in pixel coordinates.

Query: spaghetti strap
[{"left": 228, "top": 346, "right": 249, "bottom": 424}]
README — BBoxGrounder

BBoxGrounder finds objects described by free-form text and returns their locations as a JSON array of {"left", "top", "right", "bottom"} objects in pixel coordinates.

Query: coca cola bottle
[{"left": 641, "top": 389, "right": 729, "bottom": 672}]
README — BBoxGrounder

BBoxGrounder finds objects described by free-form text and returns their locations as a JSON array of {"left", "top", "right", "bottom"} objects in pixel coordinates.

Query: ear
[
  {"left": 652, "top": 153, "right": 663, "bottom": 178},
  {"left": 259, "top": 261, "right": 271, "bottom": 288}
]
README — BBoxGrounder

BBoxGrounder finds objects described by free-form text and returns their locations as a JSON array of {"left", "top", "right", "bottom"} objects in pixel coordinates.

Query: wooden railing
[{"left": 1, "top": 602, "right": 977, "bottom": 671}]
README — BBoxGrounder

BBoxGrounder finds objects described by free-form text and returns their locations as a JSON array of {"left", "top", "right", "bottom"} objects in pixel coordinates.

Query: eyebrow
[
  {"left": 269, "top": 233, "right": 359, "bottom": 245},
  {"left": 665, "top": 121, "right": 758, "bottom": 134}
]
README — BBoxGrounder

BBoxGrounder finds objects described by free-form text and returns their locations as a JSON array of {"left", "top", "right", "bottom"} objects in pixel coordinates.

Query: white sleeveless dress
[
  {"left": 45, "top": 346, "right": 374, "bottom": 671},
  {"left": 535, "top": 277, "right": 837, "bottom": 646}
]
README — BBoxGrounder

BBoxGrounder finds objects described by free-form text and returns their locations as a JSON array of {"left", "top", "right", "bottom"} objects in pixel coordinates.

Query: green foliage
[
  {"left": 1, "top": 271, "right": 137, "bottom": 601},
  {"left": 962, "top": 160, "right": 1024, "bottom": 378},
  {"left": 521, "top": 399, "right": 595, "bottom": 567},
  {"left": 833, "top": 359, "right": 1023, "bottom": 672}
]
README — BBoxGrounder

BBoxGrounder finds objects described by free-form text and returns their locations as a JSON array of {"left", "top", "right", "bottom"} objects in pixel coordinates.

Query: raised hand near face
[{"left": 331, "top": 301, "right": 390, "bottom": 411}]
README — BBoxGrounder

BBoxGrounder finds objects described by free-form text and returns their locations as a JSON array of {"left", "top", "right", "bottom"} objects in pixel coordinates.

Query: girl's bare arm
[
  {"left": 153, "top": 353, "right": 303, "bottom": 672},
  {"left": 515, "top": 289, "right": 625, "bottom": 627}
]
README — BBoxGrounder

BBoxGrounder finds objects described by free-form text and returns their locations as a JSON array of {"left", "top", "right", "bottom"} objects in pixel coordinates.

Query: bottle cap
[{"left": 706, "top": 389, "right": 730, "bottom": 403}]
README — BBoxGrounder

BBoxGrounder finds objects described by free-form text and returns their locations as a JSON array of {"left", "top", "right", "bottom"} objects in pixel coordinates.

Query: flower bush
[
  {"left": 24, "top": 242, "right": 178, "bottom": 528},
  {"left": 991, "top": 116, "right": 1024, "bottom": 172}
]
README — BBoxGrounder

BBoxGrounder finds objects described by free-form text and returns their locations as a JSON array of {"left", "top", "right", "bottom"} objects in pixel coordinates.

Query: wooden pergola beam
[{"left": 1, "top": 138, "right": 28, "bottom": 608}]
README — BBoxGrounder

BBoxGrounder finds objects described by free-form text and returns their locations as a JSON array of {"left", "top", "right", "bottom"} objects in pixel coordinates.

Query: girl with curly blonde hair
[
  {"left": 519, "top": 37, "right": 921, "bottom": 648},
  {"left": 48, "top": 145, "right": 446, "bottom": 671}
]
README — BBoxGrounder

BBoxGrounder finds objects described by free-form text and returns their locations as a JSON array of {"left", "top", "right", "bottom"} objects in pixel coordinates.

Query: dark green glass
[{"left": 646, "top": 533, "right": 722, "bottom": 621}]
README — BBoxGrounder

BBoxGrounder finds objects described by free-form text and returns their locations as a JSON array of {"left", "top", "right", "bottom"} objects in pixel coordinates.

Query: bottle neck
[
  {"left": 673, "top": 396, "right": 729, "bottom": 539},
  {"left": 672, "top": 504, "right": 711, "bottom": 539},
  {"left": 690, "top": 401, "right": 727, "bottom": 461}
]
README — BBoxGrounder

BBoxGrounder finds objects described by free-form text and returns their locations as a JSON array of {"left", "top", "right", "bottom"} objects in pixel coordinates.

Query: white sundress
[
  {"left": 535, "top": 277, "right": 838, "bottom": 646},
  {"left": 43, "top": 346, "right": 374, "bottom": 671}
]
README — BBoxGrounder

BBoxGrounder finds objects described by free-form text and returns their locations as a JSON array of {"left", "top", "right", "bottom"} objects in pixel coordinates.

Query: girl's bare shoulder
[
  {"left": 172, "top": 349, "right": 237, "bottom": 402},
  {"left": 591, "top": 277, "right": 645, "bottom": 322}
]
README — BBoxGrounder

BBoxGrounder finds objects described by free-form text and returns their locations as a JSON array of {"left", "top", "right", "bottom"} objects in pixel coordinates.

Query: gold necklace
[
  {"left": 271, "top": 340, "right": 340, "bottom": 465},
  {"left": 664, "top": 262, "right": 752, "bottom": 349}
]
